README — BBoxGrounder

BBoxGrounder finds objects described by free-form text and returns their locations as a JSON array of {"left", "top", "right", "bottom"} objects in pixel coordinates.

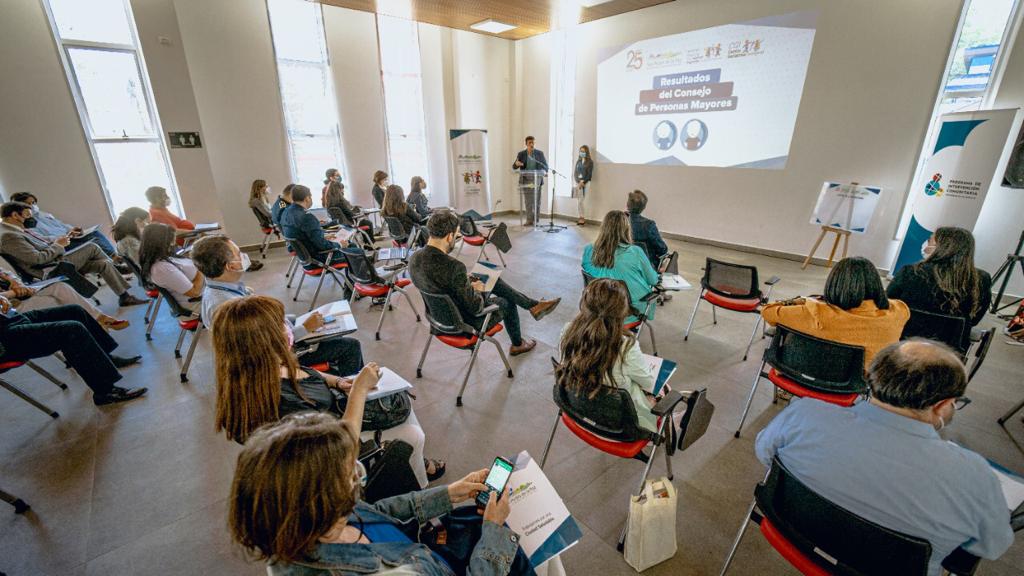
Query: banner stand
[{"left": 449, "top": 129, "right": 492, "bottom": 216}]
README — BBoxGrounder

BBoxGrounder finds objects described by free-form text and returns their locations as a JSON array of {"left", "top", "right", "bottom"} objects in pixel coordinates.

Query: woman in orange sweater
[{"left": 761, "top": 257, "right": 909, "bottom": 368}]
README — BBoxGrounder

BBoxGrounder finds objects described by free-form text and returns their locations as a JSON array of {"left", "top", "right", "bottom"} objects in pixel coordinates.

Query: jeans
[
  {"left": 0, "top": 305, "right": 121, "bottom": 395},
  {"left": 295, "top": 335, "right": 364, "bottom": 376},
  {"left": 69, "top": 231, "right": 116, "bottom": 257},
  {"left": 486, "top": 279, "right": 539, "bottom": 346}
]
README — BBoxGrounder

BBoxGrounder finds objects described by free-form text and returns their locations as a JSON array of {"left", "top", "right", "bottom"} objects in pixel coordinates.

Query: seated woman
[
  {"left": 407, "top": 176, "right": 431, "bottom": 219},
  {"left": 582, "top": 210, "right": 660, "bottom": 324},
  {"left": 228, "top": 413, "right": 533, "bottom": 576},
  {"left": 762, "top": 256, "right": 909, "bottom": 368},
  {"left": 887, "top": 226, "right": 991, "bottom": 351},
  {"left": 212, "top": 295, "right": 445, "bottom": 487},
  {"left": 371, "top": 170, "right": 389, "bottom": 209},
  {"left": 0, "top": 266, "right": 128, "bottom": 330},
  {"left": 249, "top": 179, "right": 272, "bottom": 224},
  {"left": 558, "top": 278, "right": 659, "bottom": 434},
  {"left": 381, "top": 185, "right": 426, "bottom": 246},
  {"left": 322, "top": 167, "right": 341, "bottom": 207},
  {"left": 139, "top": 223, "right": 204, "bottom": 314},
  {"left": 111, "top": 207, "right": 150, "bottom": 264},
  {"left": 324, "top": 180, "right": 375, "bottom": 242}
]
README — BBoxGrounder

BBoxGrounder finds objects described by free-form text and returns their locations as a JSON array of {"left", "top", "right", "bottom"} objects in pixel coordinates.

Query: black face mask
[{"left": 23, "top": 217, "right": 38, "bottom": 229}]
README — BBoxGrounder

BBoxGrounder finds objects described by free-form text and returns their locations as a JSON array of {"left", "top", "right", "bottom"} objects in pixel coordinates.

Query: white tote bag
[{"left": 624, "top": 477, "right": 678, "bottom": 572}]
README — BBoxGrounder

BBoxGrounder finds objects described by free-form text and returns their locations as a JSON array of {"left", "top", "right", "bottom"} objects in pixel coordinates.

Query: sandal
[
  {"left": 99, "top": 316, "right": 130, "bottom": 331},
  {"left": 425, "top": 458, "right": 447, "bottom": 482}
]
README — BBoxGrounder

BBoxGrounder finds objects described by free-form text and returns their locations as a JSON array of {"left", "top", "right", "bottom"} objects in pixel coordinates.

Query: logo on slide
[
  {"left": 924, "top": 173, "right": 944, "bottom": 197},
  {"left": 681, "top": 119, "right": 708, "bottom": 151},
  {"left": 626, "top": 49, "right": 643, "bottom": 70},
  {"left": 652, "top": 121, "right": 677, "bottom": 150}
]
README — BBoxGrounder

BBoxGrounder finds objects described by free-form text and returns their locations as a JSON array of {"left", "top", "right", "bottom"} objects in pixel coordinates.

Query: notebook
[
  {"left": 470, "top": 261, "right": 502, "bottom": 292},
  {"left": 294, "top": 300, "right": 358, "bottom": 342},
  {"left": 341, "top": 367, "right": 413, "bottom": 401},
  {"left": 643, "top": 354, "right": 677, "bottom": 396},
  {"left": 661, "top": 274, "right": 692, "bottom": 291},
  {"left": 376, "top": 247, "right": 409, "bottom": 261}
]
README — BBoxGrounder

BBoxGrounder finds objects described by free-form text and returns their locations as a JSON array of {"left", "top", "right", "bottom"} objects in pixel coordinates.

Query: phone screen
[
  {"left": 322, "top": 315, "right": 337, "bottom": 324},
  {"left": 477, "top": 457, "right": 514, "bottom": 507}
]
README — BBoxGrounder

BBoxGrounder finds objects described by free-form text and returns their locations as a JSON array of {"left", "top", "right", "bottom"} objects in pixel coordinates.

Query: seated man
[
  {"left": 270, "top": 183, "right": 295, "bottom": 228},
  {"left": 146, "top": 186, "right": 195, "bottom": 232},
  {"left": 756, "top": 339, "right": 1014, "bottom": 575},
  {"left": 0, "top": 202, "right": 146, "bottom": 307},
  {"left": 191, "top": 234, "right": 362, "bottom": 376},
  {"left": 279, "top": 185, "right": 343, "bottom": 257},
  {"left": 10, "top": 192, "right": 119, "bottom": 259},
  {"left": 409, "top": 210, "right": 560, "bottom": 356},
  {"left": 0, "top": 300, "right": 145, "bottom": 405},
  {"left": 626, "top": 190, "right": 668, "bottom": 268}
]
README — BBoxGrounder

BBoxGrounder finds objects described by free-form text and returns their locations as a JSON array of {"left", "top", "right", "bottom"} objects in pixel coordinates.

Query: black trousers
[
  {"left": 296, "top": 335, "right": 364, "bottom": 376},
  {"left": 0, "top": 305, "right": 121, "bottom": 395},
  {"left": 478, "top": 279, "right": 538, "bottom": 347}
]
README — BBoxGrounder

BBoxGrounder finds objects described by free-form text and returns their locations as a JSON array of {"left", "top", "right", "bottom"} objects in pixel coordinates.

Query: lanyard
[{"left": 206, "top": 283, "right": 247, "bottom": 297}]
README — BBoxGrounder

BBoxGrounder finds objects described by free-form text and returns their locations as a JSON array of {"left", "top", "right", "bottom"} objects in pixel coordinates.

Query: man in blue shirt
[
  {"left": 279, "top": 185, "right": 341, "bottom": 256},
  {"left": 756, "top": 340, "right": 1013, "bottom": 575},
  {"left": 190, "top": 234, "right": 363, "bottom": 376},
  {"left": 626, "top": 190, "right": 667, "bottom": 269},
  {"left": 11, "top": 192, "right": 118, "bottom": 258},
  {"left": 270, "top": 184, "right": 294, "bottom": 228}
]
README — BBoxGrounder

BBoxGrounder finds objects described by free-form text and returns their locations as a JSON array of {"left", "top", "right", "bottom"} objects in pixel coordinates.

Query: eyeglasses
[{"left": 953, "top": 397, "right": 972, "bottom": 411}]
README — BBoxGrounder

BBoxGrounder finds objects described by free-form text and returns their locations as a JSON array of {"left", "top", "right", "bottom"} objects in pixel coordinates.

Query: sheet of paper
[
  {"left": 992, "top": 467, "right": 1024, "bottom": 511},
  {"left": 376, "top": 247, "right": 409, "bottom": 261},
  {"left": 660, "top": 273, "right": 692, "bottom": 291},
  {"left": 643, "top": 353, "right": 677, "bottom": 396},
  {"left": 77, "top": 225, "right": 99, "bottom": 236},
  {"left": 294, "top": 300, "right": 357, "bottom": 341},
  {"left": 470, "top": 261, "right": 502, "bottom": 292},
  {"left": 361, "top": 367, "right": 413, "bottom": 400}
]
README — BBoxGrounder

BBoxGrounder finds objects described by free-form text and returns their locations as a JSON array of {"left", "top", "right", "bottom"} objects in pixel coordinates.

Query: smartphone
[
  {"left": 475, "top": 456, "right": 515, "bottom": 508},
  {"left": 321, "top": 315, "right": 337, "bottom": 324}
]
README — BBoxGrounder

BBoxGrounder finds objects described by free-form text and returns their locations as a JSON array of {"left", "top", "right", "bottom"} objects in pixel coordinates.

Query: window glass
[
  {"left": 378, "top": 14, "right": 430, "bottom": 194},
  {"left": 94, "top": 142, "right": 173, "bottom": 215},
  {"left": 48, "top": 0, "right": 133, "bottom": 45},
  {"left": 267, "top": 0, "right": 328, "bottom": 63},
  {"left": 68, "top": 48, "right": 154, "bottom": 138},
  {"left": 290, "top": 136, "right": 343, "bottom": 193},
  {"left": 278, "top": 63, "right": 334, "bottom": 135}
]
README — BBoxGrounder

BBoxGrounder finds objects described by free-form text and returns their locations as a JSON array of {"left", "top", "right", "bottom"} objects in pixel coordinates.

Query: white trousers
[{"left": 13, "top": 282, "right": 103, "bottom": 319}]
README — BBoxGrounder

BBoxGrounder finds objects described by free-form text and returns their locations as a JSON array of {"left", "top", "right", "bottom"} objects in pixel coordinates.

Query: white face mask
[
  {"left": 231, "top": 252, "right": 251, "bottom": 272},
  {"left": 30, "top": 205, "right": 40, "bottom": 216}
]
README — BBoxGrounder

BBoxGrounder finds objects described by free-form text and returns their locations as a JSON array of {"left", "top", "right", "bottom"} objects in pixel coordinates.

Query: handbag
[
  {"left": 624, "top": 477, "right": 678, "bottom": 572},
  {"left": 330, "top": 387, "right": 412, "bottom": 431},
  {"left": 418, "top": 506, "right": 537, "bottom": 576},
  {"left": 1007, "top": 302, "right": 1024, "bottom": 343},
  {"left": 362, "top": 439, "right": 420, "bottom": 503}
]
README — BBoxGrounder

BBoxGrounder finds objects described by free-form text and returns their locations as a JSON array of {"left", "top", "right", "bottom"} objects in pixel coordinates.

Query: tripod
[
  {"left": 541, "top": 169, "right": 568, "bottom": 234},
  {"left": 990, "top": 229, "right": 1024, "bottom": 315}
]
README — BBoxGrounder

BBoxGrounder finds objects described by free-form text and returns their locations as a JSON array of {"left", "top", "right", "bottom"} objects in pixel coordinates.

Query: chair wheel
[
  {"left": 145, "top": 334, "right": 152, "bottom": 341},
  {"left": 50, "top": 411, "right": 59, "bottom": 419},
  {"left": 742, "top": 354, "right": 749, "bottom": 361},
  {"left": 507, "top": 369, "right": 514, "bottom": 378},
  {"left": 174, "top": 351, "right": 182, "bottom": 359},
  {"left": 292, "top": 297, "right": 298, "bottom": 301},
  {"left": 180, "top": 374, "right": 188, "bottom": 383},
  {"left": 734, "top": 430, "right": 741, "bottom": 438},
  {"left": 416, "top": 369, "right": 422, "bottom": 378},
  {"left": 415, "top": 315, "right": 421, "bottom": 322},
  {"left": 375, "top": 333, "right": 381, "bottom": 341},
  {"left": 12, "top": 499, "right": 30, "bottom": 514},
  {"left": 456, "top": 397, "right": 463, "bottom": 407},
  {"left": 616, "top": 541, "right": 624, "bottom": 553},
  {"left": 684, "top": 335, "right": 688, "bottom": 341}
]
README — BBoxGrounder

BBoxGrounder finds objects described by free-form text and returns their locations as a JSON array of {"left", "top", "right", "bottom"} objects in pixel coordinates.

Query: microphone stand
[{"left": 531, "top": 155, "right": 567, "bottom": 233}]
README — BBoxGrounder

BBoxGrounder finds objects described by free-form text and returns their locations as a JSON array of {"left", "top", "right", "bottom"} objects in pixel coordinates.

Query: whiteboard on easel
[{"left": 810, "top": 182, "right": 883, "bottom": 234}]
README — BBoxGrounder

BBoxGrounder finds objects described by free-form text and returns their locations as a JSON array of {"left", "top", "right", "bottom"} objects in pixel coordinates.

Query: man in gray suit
[
  {"left": 512, "top": 136, "right": 548, "bottom": 226},
  {"left": 0, "top": 202, "right": 146, "bottom": 307}
]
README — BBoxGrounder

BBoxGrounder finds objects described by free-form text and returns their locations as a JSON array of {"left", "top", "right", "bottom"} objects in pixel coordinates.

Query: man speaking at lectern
[{"left": 513, "top": 136, "right": 547, "bottom": 226}]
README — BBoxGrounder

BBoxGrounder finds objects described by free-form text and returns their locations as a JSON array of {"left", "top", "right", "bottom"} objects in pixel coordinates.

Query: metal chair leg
[
  {"left": 374, "top": 289, "right": 393, "bottom": 340},
  {"left": 174, "top": 326, "right": 187, "bottom": 358},
  {"left": 26, "top": 361, "right": 68, "bottom": 390},
  {"left": 145, "top": 295, "right": 162, "bottom": 341},
  {"left": 285, "top": 256, "right": 298, "bottom": 281},
  {"left": 489, "top": 336, "right": 514, "bottom": 377},
  {"left": 292, "top": 272, "right": 307, "bottom": 301},
  {"left": 496, "top": 247, "right": 506, "bottom": 267},
  {"left": 647, "top": 324, "right": 658, "bottom": 356},
  {"left": 719, "top": 500, "right": 757, "bottom": 576},
  {"left": 397, "top": 287, "right": 420, "bottom": 322},
  {"left": 540, "top": 411, "right": 561, "bottom": 468},
  {"left": 998, "top": 396, "right": 1024, "bottom": 425},
  {"left": 0, "top": 378, "right": 58, "bottom": 418},
  {"left": 1, "top": 488, "right": 30, "bottom": 514},
  {"left": 308, "top": 273, "right": 328, "bottom": 311},
  {"left": 416, "top": 335, "right": 433, "bottom": 378},
  {"left": 684, "top": 292, "right": 703, "bottom": 340},
  {"left": 143, "top": 298, "right": 155, "bottom": 324},
  {"left": 260, "top": 234, "right": 271, "bottom": 258},
  {"left": 712, "top": 304, "right": 718, "bottom": 324},
  {"left": 180, "top": 327, "right": 202, "bottom": 383},
  {"left": 456, "top": 337, "right": 487, "bottom": 407},
  {"left": 742, "top": 315, "right": 763, "bottom": 361},
  {"left": 734, "top": 360, "right": 766, "bottom": 438}
]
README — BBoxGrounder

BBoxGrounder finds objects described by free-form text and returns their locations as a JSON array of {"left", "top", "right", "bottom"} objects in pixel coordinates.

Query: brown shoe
[
  {"left": 509, "top": 338, "right": 537, "bottom": 356},
  {"left": 529, "top": 298, "right": 561, "bottom": 321}
]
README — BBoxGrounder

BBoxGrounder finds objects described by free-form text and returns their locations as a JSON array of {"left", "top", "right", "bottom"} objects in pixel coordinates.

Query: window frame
[{"left": 40, "top": 0, "right": 184, "bottom": 219}]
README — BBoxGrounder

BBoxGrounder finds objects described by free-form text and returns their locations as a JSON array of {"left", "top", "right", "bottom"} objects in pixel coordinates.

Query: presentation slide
[{"left": 596, "top": 12, "right": 817, "bottom": 169}]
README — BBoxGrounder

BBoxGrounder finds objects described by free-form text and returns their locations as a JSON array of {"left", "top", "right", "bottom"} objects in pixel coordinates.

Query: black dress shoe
[
  {"left": 110, "top": 354, "right": 142, "bottom": 368},
  {"left": 118, "top": 293, "right": 148, "bottom": 307},
  {"left": 94, "top": 386, "right": 147, "bottom": 406}
]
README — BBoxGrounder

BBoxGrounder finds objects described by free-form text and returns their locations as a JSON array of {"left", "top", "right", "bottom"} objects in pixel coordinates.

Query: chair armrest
[
  {"left": 651, "top": 390, "right": 686, "bottom": 417},
  {"left": 765, "top": 276, "right": 781, "bottom": 286},
  {"left": 969, "top": 327, "right": 984, "bottom": 343},
  {"left": 478, "top": 303, "right": 500, "bottom": 316},
  {"left": 641, "top": 289, "right": 663, "bottom": 302},
  {"left": 941, "top": 547, "right": 981, "bottom": 576}
]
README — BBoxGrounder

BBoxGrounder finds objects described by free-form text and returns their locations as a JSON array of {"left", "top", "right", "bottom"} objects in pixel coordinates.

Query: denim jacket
[{"left": 270, "top": 486, "right": 521, "bottom": 576}]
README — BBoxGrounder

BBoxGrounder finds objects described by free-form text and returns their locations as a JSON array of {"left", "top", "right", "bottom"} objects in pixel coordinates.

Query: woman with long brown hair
[
  {"left": 213, "top": 295, "right": 444, "bottom": 485},
  {"left": 581, "top": 210, "right": 660, "bottom": 323},
  {"left": 557, "top": 278, "right": 658, "bottom": 432},
  {"left": 382, "top": 184, "right": 426, "bottom": 245},
  {"left": 887, "top": 226, "right": 991, "bottom": 350},
  {"left": 573, "top": 144, "right": 594, "bottom": 225},
  {"left": 407, "top": 175, "right": 431, "bottom": 219},
  {"left": 371, "top": 170, "right": 389, "bottom": 208},
  {"left": 248, "top": 179, "right": 271, "bottom": 222}
]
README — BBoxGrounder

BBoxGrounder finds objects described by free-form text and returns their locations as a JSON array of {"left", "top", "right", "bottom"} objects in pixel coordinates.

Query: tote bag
[{"left": 624, "top": 477, "right": 677, "bottom": 572}]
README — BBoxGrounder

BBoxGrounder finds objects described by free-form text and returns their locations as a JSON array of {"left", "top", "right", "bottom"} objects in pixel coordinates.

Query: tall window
[
  {"left": 549, "top": 8, "right": 579, "bottom": 198},
  {"left": 43, "top": 0, "right": 181, "bottom": 217},
  {"left": 898, "top": 0, "right": 1021, "bottom": 237},
  {"left": 267, "top": 0, "right": 346, "bottom": 204},
  {"left": 377, "top": 15, "right": 431, "bottom": 194}
]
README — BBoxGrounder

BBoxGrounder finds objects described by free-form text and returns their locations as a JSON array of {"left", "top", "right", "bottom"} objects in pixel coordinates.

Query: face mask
[
  {"left": 23, "top": 217, "right": 37, "bottom": 229},
  {"left": 936, "top": 415, "right": 945, "bottom": 431},
  {"left": 579, "top": 151, "right": 586, "bottom": 157},
  {"left": 232, "top": 252, "right": 251, "bottom": 272},
  {"left": 30, "top": 205, "right": 40, "bottom": 216}
]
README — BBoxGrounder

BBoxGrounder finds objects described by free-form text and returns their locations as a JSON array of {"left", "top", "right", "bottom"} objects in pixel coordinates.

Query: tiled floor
[{"left": 1, "top": 218, "right": 1022, "bottom": 575}]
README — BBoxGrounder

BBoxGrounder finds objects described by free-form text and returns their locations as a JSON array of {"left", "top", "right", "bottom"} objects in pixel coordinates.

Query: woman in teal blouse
[{"left": 582, "top": 210, "right": 660, "bottom": 323}]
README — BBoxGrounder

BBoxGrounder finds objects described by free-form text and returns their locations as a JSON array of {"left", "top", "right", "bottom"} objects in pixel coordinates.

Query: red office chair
[
  {"left": 540, "top": 363, "right": 714, "bottom": 550},
  {"left": 154, "top": 286, "right": 204, "bottom": 383},
  {"left": 581, "top": 271, "right": 660, "bottom": 356},
  {"left": 120, "top": 256, "right": 163, "bottom": 340},
  {"left": 341, "top": 247, "right": 419, "bottom": 340},
  {"left": 251, "top": 206, "right": 280, "bottom": 259},
  {"left": 382, "top": 217, "right": 423, "bottom": 249},
  {"left": 684, "top": 257, "right": 780, "bottom": 360},
  {"left": 283, "top": 237, "right": 353, "bottom": 311},
  {"left": 456, "top": 218, "right": 507, "bottom": 266},
  {"left": 720, "top": 457, "right": 981, "bottom": 576},
  {"left": 415, "top": 291, "right": 513, "bottom": 407},
  {"left": 0, "top": 358, "right": 69, "bottom": 418},
  {"left": 734, "top": 325, "right": 867, "bottom": 438}
]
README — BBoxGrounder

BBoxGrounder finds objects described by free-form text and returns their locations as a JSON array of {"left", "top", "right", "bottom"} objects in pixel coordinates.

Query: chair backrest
[
  {"left": 581, "top": 269, "right": 595, "bottom": 286},
  {"left": 765, "top": 325, "right": 868, "bottom": 395},
  {"left": 459, "top": 214, "right": 480, "bottom": 237},
  {"left": 659, "top": 251, "right": 679, "bottom": 275},
  {"left": 121, "top": 255, "right": 154, "bottom": 290},
  {"left": 383, "top": 217, "right": 409, "bottom": 243},
  {"left": 282, "top": 235, "right": 322, "bottom": 267},
  {"left": 489, "top": 222, "right": 512, "bottom": 253},
  {"left": 251, "top": 206, "right": 272, "bottom": 229},
  {"left": 901, "top": 307, "right": 968, "bottom": 354},
  {"left": 0, "top": 254, "right": 41, "bottom": 283},
  {"left": 418, "top": 290, "right": 474, "bottom": 335},
  {"left": 550, "top": 358, "right": 649, "bottom": 443},
  {"left": 340, "top": 247, "right": 381, "bottom": 285},
  {"left": 757, "top": 457, "right": 932, "bottom": 576},
  {"left": 676, "top": 388, "right": 715, "bottom": 451},
  {"left": 703, "top": 257, "right": 759, "bottom": 299},
  {"left": 154, "top": 285, "right": 196, "bottom": 319}
]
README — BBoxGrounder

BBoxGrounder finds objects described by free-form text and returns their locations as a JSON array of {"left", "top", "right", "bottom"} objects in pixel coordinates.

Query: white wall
[
  {"left": 516, "top": 0, "right": 964, "bottom": 271},
  {"left": 418, "top": 23, "right": 453, "bottom": 208}
]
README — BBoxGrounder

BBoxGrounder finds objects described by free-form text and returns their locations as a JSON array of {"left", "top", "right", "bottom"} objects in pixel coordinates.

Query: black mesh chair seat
[
  {"left": 282, "top": 236, "right": 351, "bottom": 311},
  {"left": 901, "top": 307, "right": 968, "bottom": 355},
  {"left": 341, "top": 247, "right": 419, "bottom": 340}
]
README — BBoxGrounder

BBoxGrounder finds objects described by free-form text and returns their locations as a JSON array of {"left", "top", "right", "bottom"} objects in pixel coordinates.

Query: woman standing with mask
[{"left": 574, "top": 145, "right": 594, "bottom": 225}]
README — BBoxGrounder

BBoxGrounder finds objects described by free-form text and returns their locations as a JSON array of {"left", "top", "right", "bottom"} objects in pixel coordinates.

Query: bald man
[{"left": 756, "top": 340, "right": 1013, "bottom": 575}]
